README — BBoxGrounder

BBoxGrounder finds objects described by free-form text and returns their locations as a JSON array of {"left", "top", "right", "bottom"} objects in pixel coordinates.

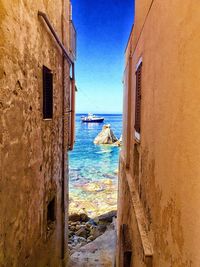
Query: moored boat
[{"left": 81, "top": 113, "right": 104, "bottom": 123}]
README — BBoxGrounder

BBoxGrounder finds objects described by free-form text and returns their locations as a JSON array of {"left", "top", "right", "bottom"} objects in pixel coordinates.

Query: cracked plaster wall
[
  {"left": 118, "top": 1, "right": 200, "bottom": 266},
  {"left": 0, "top": 0, "right": 71, "bottom": 266}
]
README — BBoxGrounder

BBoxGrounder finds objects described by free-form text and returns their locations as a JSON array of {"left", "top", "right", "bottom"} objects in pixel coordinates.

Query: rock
[
  {"left": 69, "top": 235, "right": 87, "bottom": 248},
  {"left": 68, "top": 244, "right": 73, "bottom": 250},
  {"left": 75, "top": 240, "right": 87, "bottom": 249},
  {"left": 113, "top": 135, "right": 122, "bottom": 146},
  {"left": 75, "top": 225, "right": 81, "bottom": 231},
  {"left": 95, "top": 210, "right": 117, "bottom": 223},
  {"left": 68, "top": 230, "right": 75, "bottom": 237},
  {"left": 77, "top": 224, "right": 86, "bottom": 231},
  {"left": 70, "top": 222, "right": 77, "bottom": 226},
  {"left": 75, "top": 236, "right": 87, "bottom": 243},
  {"left": 87, "top": 235, "right": 95, "bottom": 242},
  {"left": 79, "top": 182, "right": 104, "bottom": 193},
  {"left": 80, "top": 213, "right": 90, "bottom": 222},
  {"left": 94, "top": 124, "right": 118, "bottom": 145},
  {"left": 70, "top": 226, "right": 76, "bottom": 232},
  {"left": 90, "top": 224, "right": 107, "bottom": 239},
  {"left": 69, "top": 213, "right": 81, "bottom": 222},
  {"left": 70, "top": 227, "right": 116, "bottom": 265},
  {"left": 88, "top": 219, "right": 97, "bottom": 226},
  {"left": 86, "top": 222, "right": 92, "bottom": 229},
  {"left": 114, "top": 169, "right": 118, "bottom": 174},
  {"left": 68, "top": 209, "right": 118, "bottom": 256},
  {"left": 75, "top": 227, "right": 88, "bottom": 239},
  {"left": 97, "top": 224, "right": 107, "bottom": 232}
]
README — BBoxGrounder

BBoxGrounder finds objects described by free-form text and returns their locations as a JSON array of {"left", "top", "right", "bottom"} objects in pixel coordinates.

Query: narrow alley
[{"left": 1, "top": 0, "right": 200, "bottom": 267}]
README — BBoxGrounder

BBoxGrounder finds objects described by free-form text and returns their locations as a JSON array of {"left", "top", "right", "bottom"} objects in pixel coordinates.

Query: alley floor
[{"left": 68, "top": 226, "right": 116, "bottom": 267}]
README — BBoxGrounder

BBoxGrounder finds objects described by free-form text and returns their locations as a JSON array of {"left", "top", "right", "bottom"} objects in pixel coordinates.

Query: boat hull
[{"left": 82, "top": 118, "right": 104, "bottom": 123}]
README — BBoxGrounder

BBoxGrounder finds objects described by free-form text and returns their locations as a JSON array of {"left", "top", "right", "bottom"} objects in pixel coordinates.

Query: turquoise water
[{"left": 69, "top": 114, "right": 122, "bottom": 216}]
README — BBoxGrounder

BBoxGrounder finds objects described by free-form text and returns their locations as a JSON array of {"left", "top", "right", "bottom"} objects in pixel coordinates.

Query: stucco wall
[
  {"left": 0, "top": 0, "right": 72, "bottom": 266},
  {"left": 118, "top": 0, "right": 200, "bottom": 266}
]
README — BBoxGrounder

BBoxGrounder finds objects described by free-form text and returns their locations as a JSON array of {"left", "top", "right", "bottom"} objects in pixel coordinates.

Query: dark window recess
[
  {"left": 124, "top": 252, "right": 132, "bottom": 267},
  {"left": 43, "top": 66, "right": 53, "bottom": 119},
  {"left": 47, "top": 197, "right": 56, "bottom": 223},
  {"left": 134, "top": 62, "right": 142, "bottom": 133},
  {"left": 121, "top": 224, "right": 132, "bottom": 267},
  {"left": 133, "top": 144, "right": 139, "bottom": 188}
]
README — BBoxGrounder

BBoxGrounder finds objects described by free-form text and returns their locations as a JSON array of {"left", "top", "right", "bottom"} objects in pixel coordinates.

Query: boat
[{"left": 81, "top": 113, "right": 104, "bottom": 123}]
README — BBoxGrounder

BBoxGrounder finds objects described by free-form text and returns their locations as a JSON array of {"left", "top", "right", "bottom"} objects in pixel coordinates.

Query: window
[
  {"left": 43, "top": 66, "right": 53, "bottom": 119},
  {"left": 134, "top": 60, "right": 142, "bottom": 140},
  {"left": 124, "top": 252, "right": 132, "bottom": 267},
  {"left": 121, "top": 224, "right": 132, "bottom": 267},
  {"left": 46, "top": 197, "right": 56, "bottom": 239},
  {"left": 47, "top": 197, "right": 56, "bottom": 223}
]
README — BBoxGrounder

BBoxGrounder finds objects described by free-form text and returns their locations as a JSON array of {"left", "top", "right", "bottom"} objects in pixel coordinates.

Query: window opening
[
  {"left": 134, "top": 61, "right": 142, "bottom": 140},
  {"left": 43, "top": 66, "right": 53, "bottom": 119},
  {"left": 47, "top": 197, "right": 56, "bottom": 223},
  {"left": 124, "top": 251, "right": 132, "bottom": 267},
  {"left": 46, "top": 197, "right": 56, "bottom": 238}
]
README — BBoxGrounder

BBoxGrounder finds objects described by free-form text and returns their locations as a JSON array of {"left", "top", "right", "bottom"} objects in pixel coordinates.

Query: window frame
[
  {"left": 43, "top": 65, "right": 53, "bottom": 120},
  {"left": 134, "top": 58, "right": 142, "bottom": 142}
]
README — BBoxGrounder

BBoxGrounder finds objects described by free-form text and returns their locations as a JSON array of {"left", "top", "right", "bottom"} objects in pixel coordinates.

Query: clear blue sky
[{"left": 71, "top": 0, "right": 134, "bottom": 114}]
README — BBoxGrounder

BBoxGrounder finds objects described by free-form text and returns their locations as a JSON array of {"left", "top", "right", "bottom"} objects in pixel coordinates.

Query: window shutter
[
  {"left": 68, "top": 76, "right": 75, "bottom": 151},
  {"left": 43, "top": 66, "right": 53, "bottom": 119},
  {"left": 135, "top": 63, "right": 142, "bottom": 134}
]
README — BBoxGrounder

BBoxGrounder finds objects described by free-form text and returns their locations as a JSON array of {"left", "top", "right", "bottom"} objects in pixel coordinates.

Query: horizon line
[{"left": 76, "top": 112, "right": 123, "bottom": 115}]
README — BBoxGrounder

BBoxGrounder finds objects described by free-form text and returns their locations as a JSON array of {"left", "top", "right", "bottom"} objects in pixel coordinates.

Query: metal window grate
[
  {"left": 134, "top": 62, "right": 142, "bottom": 133},
  {"left": 43, "top": 66, "right": 53, "bottom": 119}
]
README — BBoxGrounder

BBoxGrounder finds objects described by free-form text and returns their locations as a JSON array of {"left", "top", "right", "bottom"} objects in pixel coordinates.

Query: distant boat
[{"left": 81, "top": 113, "right": 104, "bottom": 123}]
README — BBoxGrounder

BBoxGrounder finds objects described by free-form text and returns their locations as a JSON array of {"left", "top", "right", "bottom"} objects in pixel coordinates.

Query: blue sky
[{"left": 71, "top": 0, "right": 134, "bottom": 114}]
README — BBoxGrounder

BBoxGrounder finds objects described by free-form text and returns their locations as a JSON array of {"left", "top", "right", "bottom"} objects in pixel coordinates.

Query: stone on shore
[
  {"left": 113, "top": 135, "right": 122, "bottom": 146},
  {"left": 69, "top": 226, "right": 116, "bottom": 267},
  {"left": 69, "top": 213, "right": 81, "bottom": 222},
  {"left": 94, "top": 124, "right": 118, "bottom": 145},
  {"left": 80, "top": 213, "right": 90, "bottom": 222},
  {"left": 75, "top": 228, "right": 88, "bottom": 239},
  {"left": 69, "top": 213, "right": 90, "bottom": 223},
  {"left": 94, "top": 210, "right": 117, "bottom": 223},
  {"left": 68, "top": 211, "right": 117, "bottom": 254}
]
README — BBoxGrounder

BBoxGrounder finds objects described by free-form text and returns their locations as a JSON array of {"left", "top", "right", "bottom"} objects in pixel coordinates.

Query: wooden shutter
[
  {"left": 134, "top": 62, "right": 142, "bottom": 133},
  {"left": 68, "top": 76, "right": 75, "bottom": 151},
  {"left": 43, "top": 66, "right": 53, "bottom": 119}
]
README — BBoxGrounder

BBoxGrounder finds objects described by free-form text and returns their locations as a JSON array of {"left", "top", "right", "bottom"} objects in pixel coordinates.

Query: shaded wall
[
  {"left": 118, "top": 0, "right": 200, "bottom": 266},
  {"left": 0, "top": 0, "right": 72, "bottom": 266}
]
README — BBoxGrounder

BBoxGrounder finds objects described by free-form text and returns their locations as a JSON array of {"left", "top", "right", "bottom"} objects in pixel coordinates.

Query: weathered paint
[
  {"left": 118, "top": 1, "right": 200, "bottom": 266},
  {"left": 0, "top": 0, "right": 74, "bottom": 266}
]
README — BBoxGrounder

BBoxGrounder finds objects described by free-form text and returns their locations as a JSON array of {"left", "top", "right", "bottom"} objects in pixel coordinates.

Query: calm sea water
[{"left": 69, "top": 114, "right": 122, "bottom": 216}]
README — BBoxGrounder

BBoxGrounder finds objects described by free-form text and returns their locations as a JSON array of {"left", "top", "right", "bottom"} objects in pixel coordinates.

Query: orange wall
[
  {"left": 119, "top": 1, "right": 200, "bottom": 266},
  {"left": 0, "top": 1, "right": 72, "bottom": 266}
]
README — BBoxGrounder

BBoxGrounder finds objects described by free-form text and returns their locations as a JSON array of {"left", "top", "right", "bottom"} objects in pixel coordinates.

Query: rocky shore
[
  {"left": 69, "top": 177, "right": 118, "bottom": 218},
  {"left": 68, "top": 210, "right": 117, "bottom": 254}
]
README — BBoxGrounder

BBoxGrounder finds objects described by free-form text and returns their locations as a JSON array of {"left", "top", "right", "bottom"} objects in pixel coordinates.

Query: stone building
[
  {"left": 0, "top": 0, "right": 76, "bottom": 266},
  {"left": 118, "top": 0, "right": 200, "bottom": 266}
]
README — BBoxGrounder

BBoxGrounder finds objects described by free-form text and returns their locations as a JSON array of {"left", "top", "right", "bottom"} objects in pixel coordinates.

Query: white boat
[{"left": 81, "top": 113, "right": 104, "bottom": 123}]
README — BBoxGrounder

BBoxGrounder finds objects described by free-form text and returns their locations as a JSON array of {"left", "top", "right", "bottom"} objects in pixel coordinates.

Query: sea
[{"left": 69, "top": 113, "right": 122, "bottom": 217}]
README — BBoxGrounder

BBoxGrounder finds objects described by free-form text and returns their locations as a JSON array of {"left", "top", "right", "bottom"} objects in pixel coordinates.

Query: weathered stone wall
[
  {"left": 118, "top": 0, "right": 200, "bottom": 266},
  {"left": 0, "top": 0, "right": 72, "bottom": 266}
]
